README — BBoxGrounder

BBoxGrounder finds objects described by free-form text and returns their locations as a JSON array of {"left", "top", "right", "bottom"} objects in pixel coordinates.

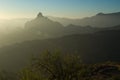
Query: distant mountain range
[
  {"left": 48, "top": 12, "right": 120, "bottom": 27},
  {"left": 0, "top": 12, "right": 97, "bottom": 46},
  {"left": 1, "top": 12, "right": 120, "bottom": 47},
  {"left": 25, "top": 13, "right": 100, "bottom": 36}
]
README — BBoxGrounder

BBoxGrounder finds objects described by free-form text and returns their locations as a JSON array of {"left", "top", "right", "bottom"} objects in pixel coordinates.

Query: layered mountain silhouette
[
  {"left": 1, "top": 12, "right": 120, "bottom": 47},
  {"left": 0, "top": 13, "right": 63, "bottom": 46},
  {"left": 49, "top": 12, "right": 120, "bottom": 27},
  {"left": 0, "top": 25, "right": 120, "bottom": 71},
  {"left": 0, "top": 12, "right": 100, "bottom": 47},
  {"left": 0, "top": 12, "right": 120, "bottom": 72},
  {"left": 24, "top": 12, "right": 100, "bottom": 37}
]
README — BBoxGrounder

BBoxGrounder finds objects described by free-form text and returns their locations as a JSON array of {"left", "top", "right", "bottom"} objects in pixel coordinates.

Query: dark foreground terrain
[{"left": 0, "top": 51, "right": 120, "bottom": 80}]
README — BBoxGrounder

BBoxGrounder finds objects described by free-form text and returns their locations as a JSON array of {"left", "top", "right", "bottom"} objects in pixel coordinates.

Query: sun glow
[{"left": 0, "top": 14, "right": 15, "bottom": 19}]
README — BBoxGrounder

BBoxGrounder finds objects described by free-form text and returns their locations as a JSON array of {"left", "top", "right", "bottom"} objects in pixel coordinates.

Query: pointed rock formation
[
  {"left": 25, "top": 12, "right": 64, "bottom": 36},
  {"left": 37, "top": 12, "right": 44, "bottom": 18}
]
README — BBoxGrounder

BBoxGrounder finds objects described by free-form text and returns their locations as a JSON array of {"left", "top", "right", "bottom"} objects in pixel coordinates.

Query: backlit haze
[
  {"left": 0, "top": 0, "right": 120, "bottom": 47},
  {"left": 0, "top": 0, "right": 120, "bottom": 78}
]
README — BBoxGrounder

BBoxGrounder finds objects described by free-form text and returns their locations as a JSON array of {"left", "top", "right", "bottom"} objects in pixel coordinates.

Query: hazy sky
[{"left": 0, "top": 0, "right": 120, "bottom": 19}]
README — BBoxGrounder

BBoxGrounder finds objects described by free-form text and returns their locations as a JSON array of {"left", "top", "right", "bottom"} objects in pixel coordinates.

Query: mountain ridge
[{"left": 48, "top": 12, "right": 120, "bottom": 27}]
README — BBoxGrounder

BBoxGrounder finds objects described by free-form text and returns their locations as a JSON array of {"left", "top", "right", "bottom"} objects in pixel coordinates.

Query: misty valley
[{"left": 0, "top": 11, "right": 120, "bottom": 80}]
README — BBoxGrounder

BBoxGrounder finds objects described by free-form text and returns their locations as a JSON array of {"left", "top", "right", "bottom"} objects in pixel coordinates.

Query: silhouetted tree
[{"left": 19, "top": 51, "right": 84, "bottom": 80}]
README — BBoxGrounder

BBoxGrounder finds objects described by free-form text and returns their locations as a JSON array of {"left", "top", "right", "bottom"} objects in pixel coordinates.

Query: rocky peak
[{"left": 37, "top": 12, "right": 44, "bottom": 18}]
